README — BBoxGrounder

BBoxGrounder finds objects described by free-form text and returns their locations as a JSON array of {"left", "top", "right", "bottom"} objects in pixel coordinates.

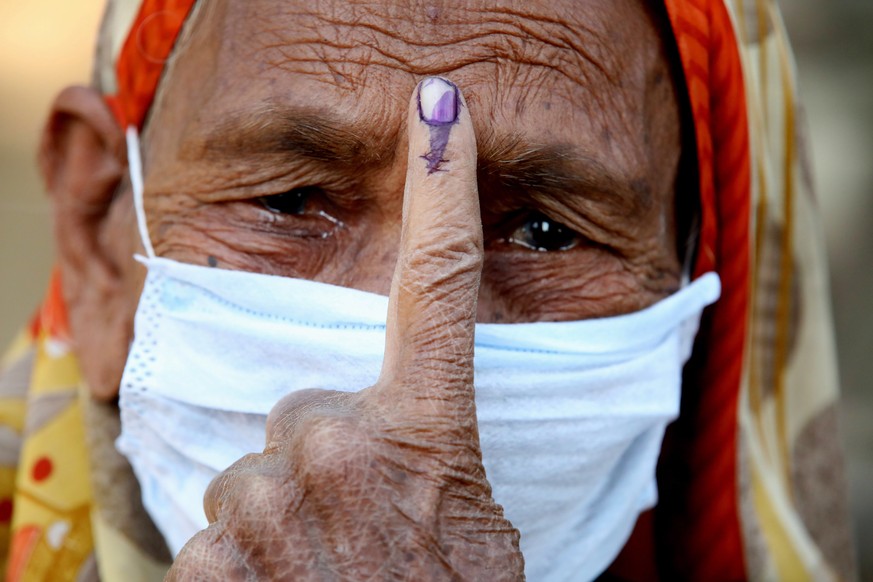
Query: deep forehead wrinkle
[{"left": 233, "top": 0, "right": 626, "bottom": 88}]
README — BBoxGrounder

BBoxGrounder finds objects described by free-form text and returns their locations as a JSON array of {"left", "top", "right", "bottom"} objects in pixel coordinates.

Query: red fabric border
[
  {"left": 32, "top": 268, "right": 69, "bottom": 342},
  {"left": 659, "top": 0, "right": 750, "bottom": 579},
  {"left": 608, "top": 1, "right": 751, "bottom": 579},
  {"left": 112, "top": 0, "right": 197, "bottom": 129}
]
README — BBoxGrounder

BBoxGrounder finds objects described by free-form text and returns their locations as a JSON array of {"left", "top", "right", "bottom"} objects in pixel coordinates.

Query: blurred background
[
  {"left": 783, "top": 1, "right": 873, "bottom": 577},
  {"left": 0, "top": 0, "right": 870, "bottom": 577}
]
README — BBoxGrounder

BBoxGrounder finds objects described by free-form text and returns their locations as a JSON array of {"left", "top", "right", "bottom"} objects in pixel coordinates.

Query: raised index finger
[{"left": 374, "top": 78, "right": 482, "bottom": 418}]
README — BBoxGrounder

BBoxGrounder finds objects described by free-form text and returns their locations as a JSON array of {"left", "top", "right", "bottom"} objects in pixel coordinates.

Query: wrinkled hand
[{"left": 165, "top": 79, "right": 525, "bottom": 581}]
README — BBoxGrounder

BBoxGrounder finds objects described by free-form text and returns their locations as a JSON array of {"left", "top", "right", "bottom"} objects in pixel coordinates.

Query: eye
[
  {"left": 259, "top": 187, "right": 317, "bottom": 215},
  {"left": 509, "top": 212, "right": 580, "bottom": 252}
]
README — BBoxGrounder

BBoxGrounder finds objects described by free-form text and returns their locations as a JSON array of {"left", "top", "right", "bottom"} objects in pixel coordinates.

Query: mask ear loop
[{"left": 126, "top": 126, "right": 156, "bottom": 259}]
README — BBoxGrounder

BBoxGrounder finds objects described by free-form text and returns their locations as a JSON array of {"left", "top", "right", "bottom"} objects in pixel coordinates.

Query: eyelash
[
  {"left": 256, "top": 187, "right": 346, "bottom": 237},
  {"left": 259, "top": 189, "right": 311, "bottom": 215},
  {"left": 507, "top": 212, "right": 581, "bottom": 252},
  {"left": 258, "top": 189, "right": 580, "bottom": 253}
]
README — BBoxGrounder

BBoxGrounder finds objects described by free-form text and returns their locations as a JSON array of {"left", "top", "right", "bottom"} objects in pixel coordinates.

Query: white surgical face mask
[{"left": 117, "top": 129, "right": 720, "bottom": 581}]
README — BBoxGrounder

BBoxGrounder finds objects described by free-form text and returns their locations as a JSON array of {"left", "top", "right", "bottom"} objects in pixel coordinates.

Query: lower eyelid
[
  {"left": 507, "top": 235, "right": 580, "bottom": 252},
  {"left": 248, "top": 201, "right": 346, "bottom": 239}
]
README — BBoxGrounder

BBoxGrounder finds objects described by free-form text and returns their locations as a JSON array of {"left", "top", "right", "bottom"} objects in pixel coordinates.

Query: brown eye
[
  {"left": 510, "top": 212, "right": 580, "bottom": 252},
  {"left": 259, "top": 187, "right": 317, "bottom": 215}
]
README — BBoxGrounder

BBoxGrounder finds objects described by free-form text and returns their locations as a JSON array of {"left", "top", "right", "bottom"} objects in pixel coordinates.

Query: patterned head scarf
[
  {"left": 1, "top": 0, "right": 853, "bottom": 580},
  {"left": 93, "top": 0, "right": 199, "bottom": 130}
]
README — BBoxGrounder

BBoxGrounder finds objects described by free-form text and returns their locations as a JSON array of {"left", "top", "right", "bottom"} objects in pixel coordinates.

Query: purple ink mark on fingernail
[
  {"left": 419, "top": 77, "right": 458, "bottom": 125},
  {"left": 418, "top": 77, "right": 460, "bottom": 174},
  {"left": 430, "top": 90, "right": 457, "bottom": 124}
]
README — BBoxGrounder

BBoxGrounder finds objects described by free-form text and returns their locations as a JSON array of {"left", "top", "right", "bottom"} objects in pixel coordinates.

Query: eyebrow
[
  {"left": 199, "top": 105, "right": 391, "bottom": 167},
  {"left": 198, "top": 106, "right": 647, "bottom": 216},
  {"left": 476, "top": 133, "right": 649, "bottom": 219}
]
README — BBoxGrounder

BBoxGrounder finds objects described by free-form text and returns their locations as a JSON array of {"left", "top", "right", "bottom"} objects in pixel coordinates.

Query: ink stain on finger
[
  {"left": 418, "top": 78, "right": 460, "bottom": 174},
  {"left": 421, "top": 125, "right": 453, "bottom": 174},
  {"left": 207, "top": 255, "right": 218, "bottom": 268}
]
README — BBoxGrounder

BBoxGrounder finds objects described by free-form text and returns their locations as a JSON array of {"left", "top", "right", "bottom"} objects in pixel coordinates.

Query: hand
[{"left": 165, "top": 78, "right": 525, "bottom": 581}]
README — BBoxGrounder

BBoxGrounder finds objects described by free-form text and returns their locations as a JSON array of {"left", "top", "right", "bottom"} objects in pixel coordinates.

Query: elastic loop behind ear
[{"left": 126, "top": 126, "right": 156, "bottom": 258}]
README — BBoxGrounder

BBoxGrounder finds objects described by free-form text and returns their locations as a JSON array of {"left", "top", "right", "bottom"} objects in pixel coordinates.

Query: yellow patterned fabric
[
  {"left": 0, "top": 279, "right": 170, "bottom": 581},
  {"left": 0, "top": 325, "right": 96, "bottom": 580}
]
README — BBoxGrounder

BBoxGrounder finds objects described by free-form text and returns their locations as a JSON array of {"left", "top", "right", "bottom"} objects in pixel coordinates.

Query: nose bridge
[{"left": 333, "top": 145, "right": 408, "bottom": 295}]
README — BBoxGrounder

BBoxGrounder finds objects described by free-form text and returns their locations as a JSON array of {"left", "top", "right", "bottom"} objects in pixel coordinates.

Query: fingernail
[{"left": 419, "top": 77, "right": 458, "bottom": 125}]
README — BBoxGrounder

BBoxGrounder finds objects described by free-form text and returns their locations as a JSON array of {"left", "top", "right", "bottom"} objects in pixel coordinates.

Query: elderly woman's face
[{"left": 139, "top": 0, "right": 683, "bottom": 323}]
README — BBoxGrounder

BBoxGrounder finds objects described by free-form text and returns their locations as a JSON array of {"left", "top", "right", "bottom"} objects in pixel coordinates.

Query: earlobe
[{"left": 40, "top": 85, "right": 140, "bottom": 401}]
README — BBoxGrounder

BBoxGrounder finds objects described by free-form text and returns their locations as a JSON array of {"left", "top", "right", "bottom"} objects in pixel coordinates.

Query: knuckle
[
  {"left": 205, "top": 453, "right": 282, "bottom": 521},
  {"left": 171, "top": 525, "right": 252, "bottom": 581},
  {"left": 404, "top": 235, "right": 483, "bottom": 282},
  {"left": 294, "top": 413, "right": 372, "bottom": 485},
  {"left": 267, "top": 389, "right": 349, "bottom": 443},
  {"left": 400, "top": 236, "right": 483, "bottom": 310},
  {"left": 234, "top": 471, "right": 285, "bottom": 515}
]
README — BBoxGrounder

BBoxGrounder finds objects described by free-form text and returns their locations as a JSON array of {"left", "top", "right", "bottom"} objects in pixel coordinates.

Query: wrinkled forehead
[
  {"left": 143, "top": 0, "right": 676, "bottom": 177},
  {"left": 224, "top": 1, "right": 656, "bottom": 86},
  {"left": 193, "top": 1, "right": 660, "bottom": 99}
]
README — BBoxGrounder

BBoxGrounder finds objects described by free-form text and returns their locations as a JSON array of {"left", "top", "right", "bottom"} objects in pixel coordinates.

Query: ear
[{"left": 40, "top": 86, "right": 142, "bottom": 401}]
